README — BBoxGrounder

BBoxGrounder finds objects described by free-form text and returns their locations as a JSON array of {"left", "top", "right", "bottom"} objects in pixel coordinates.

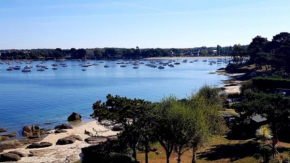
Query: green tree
[{"left": 247, "top": 36, "right": 269, "bottom": 63}]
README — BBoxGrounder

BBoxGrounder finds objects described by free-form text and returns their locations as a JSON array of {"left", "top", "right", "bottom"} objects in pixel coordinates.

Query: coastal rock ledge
[
  {"left": 0, "top": 128, "right": 7, "bottom": 132},
  {"left": 22, "top": 125, "right": 41, "bottom": 138},
  {"left": 56, "top": 134, "right": 82, "bottom": 145},
  {"left": 67, "top": 112, "right": 82, "bottom": 121},
  {"left": 0, "top": 152, "right": 24, "bottom": 162},
  {"left": 55, "top": 123, "right": 73, "bottom": 130}
]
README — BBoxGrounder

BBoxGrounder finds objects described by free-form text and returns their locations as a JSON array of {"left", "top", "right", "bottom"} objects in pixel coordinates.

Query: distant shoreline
[{"left": 145, "top": 56, "right": 231, "bottom": 60}]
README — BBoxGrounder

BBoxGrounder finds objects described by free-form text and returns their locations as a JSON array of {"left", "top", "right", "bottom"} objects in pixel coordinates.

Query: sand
[{"left": 1, "top": 120, "right": 119, "bottom": 163}]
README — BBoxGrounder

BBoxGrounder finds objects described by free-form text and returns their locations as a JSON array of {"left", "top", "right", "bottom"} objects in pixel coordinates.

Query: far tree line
[{"left": 0, "top": 46, "right": 233, "bottom": 60}]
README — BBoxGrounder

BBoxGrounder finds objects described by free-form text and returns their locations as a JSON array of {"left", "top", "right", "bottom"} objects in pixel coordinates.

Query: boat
[
  {"left": 82, "top": 68, "right": 86, "bottom": 71},
  {"left": 133, "top": 66, "right": 139, "bottom": 69},
  {"left": 104, "top": 65, "right": 109, "bottom": 68},
  {"left": 6, "top": 67, "right": 13, "bottom": 71},
  {"left": 120, "top": 65, "right": 126, "bottom": 68},
  {"left": 13, "top": 65, "right": 21, "bottom": 70},
  {"left": 174, "top": 62, "right": 180, "bottom": 65},
  {"left": 37, "top": 68, "right": 45, "bottom": 71},
  {"left": 182, "top": 59, "right": 187, "bottom": 63},
  {"left": 158, "top": 66, "right": 165, "bottom": 69},
  {"left": 168, "top": 64, "right": 174, "bottom": 68},
  {"left": 52, "top": 66, "right": 57, "bottom": 70},
  {"left": 22, "top": 67, "right": 31, "bottom": 72}
]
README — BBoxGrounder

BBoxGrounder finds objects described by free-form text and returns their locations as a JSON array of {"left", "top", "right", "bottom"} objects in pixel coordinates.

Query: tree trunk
[
  {"left": 132, "top": 146, "right": 137, "bottom": 161},
  {"left": 145, "top": 143, "right": 149, "bottom": 163},
  {"left": 166, "top": 151, "right": 171, "bottom": 163},
  {"left": 177, "top": 152, "right": 182, "bottom": 163},
  {"left": 191, "top": 145, "right": 198, "bottom": 163}
]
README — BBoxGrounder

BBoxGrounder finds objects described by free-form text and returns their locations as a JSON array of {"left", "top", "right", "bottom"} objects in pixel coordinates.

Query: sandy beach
[
  {"left": 215, "top": 70, "right": 244, "bottom": 94},
  {"left": 145, "top": 56, "right": 231, "bottom": 60},
  {"left": 1, "top": 120, "right": 119, "bottom": 163}
]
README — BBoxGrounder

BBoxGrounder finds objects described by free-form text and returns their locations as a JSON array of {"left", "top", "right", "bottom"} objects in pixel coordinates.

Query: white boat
[
  {"left": 37, "top": 68, "right": 45, "bottom": 71},
  {"left": 13, "top": 65, "right": 21, "bottom": 70},
  {"left": 22, "top": 67, "right": 31, "bottom": 72}
]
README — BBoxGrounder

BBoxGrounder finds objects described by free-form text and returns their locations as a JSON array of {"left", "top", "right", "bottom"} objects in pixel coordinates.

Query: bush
[
  {"left": 82, "top": 139, "right": 136, "bottom": 163},
  {"left": 252, "top": 77, "right": 290, "bottom": 92}
]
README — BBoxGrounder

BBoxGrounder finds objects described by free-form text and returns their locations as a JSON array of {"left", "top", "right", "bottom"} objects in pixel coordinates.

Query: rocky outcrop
[
  {"left": 0, "top": 153, "right": 21, "bottom": 162},
  {"left": 22, "top": 125, "right": 41, "bottom": 138},
  {"left": 67, "top": 112, "right": 82, "bottom": 121},
  {"left": 54, "top": 129, "right": 67, "bottom": 134},
  {"left": 27, "top": 142, "right": 53, "bottom": 149},
  {"left": 56, "top": 135, "right": 82, "bottom": 145},
  {"left": 55, "top": 123, "right": 73, "bottom": 130},
  {"left": 85, "top": 136, "right": 107, "bottom": 145},
  {"left": 8, "top": 151, "right": 26, "bottom": 157},
  {"left": 0, "top": 132, "right": 17, "bottom": 142},
  {"left": 0, "top": 128, "right": 7, "bottom": 132}
]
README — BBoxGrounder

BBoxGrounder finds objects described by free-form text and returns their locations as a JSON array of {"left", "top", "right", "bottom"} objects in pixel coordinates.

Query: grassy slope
[{"left": 137, "top": 136, "right": 290, "bottom": 163}]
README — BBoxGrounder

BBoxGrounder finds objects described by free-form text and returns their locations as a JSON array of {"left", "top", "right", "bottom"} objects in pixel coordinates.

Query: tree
[
  {"left": 231, "top": 44, "right": 247, "bottom": 65},
  {"left": 247, "top": 36, "right": 269, "bottom": 63},
  {"left": 91, "top": 94, "right": 155, "bottom": 162},
  {"left": 188, "top": 86, "right": 225, "bottom": 163},
  {"left": 76, "top": 49, "right": 87, "bottom": 59},
  {"left": 94, "top": 49, "right": 103, "bottom": 59},
  {"left": 233, "top": 91, "right": 290, "bottom": 143},
  {"left": 217, "top": 45, "right": 222, "bottom": 56}
]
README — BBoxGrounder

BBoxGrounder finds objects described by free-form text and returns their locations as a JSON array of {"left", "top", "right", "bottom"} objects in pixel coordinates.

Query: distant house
[
  {"left": 193, "top": 49, "right": 200, "bottom": 56},
  {"left": 250, "top": 114, "right": 267, "bottom": 130},
  {"left": 64, "top": 54, "right": 71, "bottom": 59}
]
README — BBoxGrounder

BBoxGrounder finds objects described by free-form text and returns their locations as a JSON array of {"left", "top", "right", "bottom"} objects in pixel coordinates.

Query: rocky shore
[{"left": 0, "top": 120, "right": 119, "bottom": 163}]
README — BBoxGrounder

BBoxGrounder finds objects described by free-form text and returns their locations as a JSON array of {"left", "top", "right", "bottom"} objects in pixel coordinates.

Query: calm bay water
[{"left": 0, "top": 58, "right": 229, "bottom": 134}]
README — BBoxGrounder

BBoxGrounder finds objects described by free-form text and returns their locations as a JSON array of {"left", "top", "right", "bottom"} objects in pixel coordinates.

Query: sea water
[{"left": 0, "top": 58, "right": 229, "bottom": 133}]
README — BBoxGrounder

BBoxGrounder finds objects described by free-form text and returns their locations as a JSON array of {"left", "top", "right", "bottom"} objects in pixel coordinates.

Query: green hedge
[{"left": 252, "top": 77, "right": 290, "bottom": 92}]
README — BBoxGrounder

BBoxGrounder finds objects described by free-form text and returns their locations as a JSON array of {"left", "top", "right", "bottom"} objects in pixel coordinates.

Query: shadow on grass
[{"left": 198, "top": 140, "right": 260, "bottom": 162}]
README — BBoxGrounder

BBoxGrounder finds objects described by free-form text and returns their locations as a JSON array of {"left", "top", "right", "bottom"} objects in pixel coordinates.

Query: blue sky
[{"left": 0, "top": 0, "right": 289, "bottom": 49}]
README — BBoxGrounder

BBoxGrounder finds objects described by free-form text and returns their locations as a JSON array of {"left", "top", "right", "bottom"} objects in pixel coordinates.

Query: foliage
[
  {"left": 233, "top": 91, "right": 290, "bottom": 141},
  {"left": 252, "top": 77, "right": 290, "bottom": 92},
  {"left": 82, "top": 139, "right": 136, "bottom": 163},
  {"left": 90, "top": 86, "right": 226, "bottom": 163}
]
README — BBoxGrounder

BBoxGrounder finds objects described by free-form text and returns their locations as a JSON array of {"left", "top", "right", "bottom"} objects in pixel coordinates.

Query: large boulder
[
  {"left": 8, "top": 151, "right": 26, "bottom": 157},
  {"left": 67, "top": 112, "right": 82, "bottom": 121},
  {"left": 0, "top": 128, "right": 7, "bottom": 132},
  {"left": 0, "top": 153, "right": 21, "bottom": 162},
  {"left": 54, "top": 129, "right": 67, "bottom": 134},
  {"left": 22, "top": 125, "right": 41, "bottom": 138},
  {"left": 56, "top": 135, "right": 82, "bottom": 145},
  {"left": 85, "top": 136, "right": 107, "bottom": 145},
  {"left": 27, "top": 142, "right": 52, "bottom": 149},
  {"left": 55, "top": 123, "right": 73, "bottom": 130}
]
